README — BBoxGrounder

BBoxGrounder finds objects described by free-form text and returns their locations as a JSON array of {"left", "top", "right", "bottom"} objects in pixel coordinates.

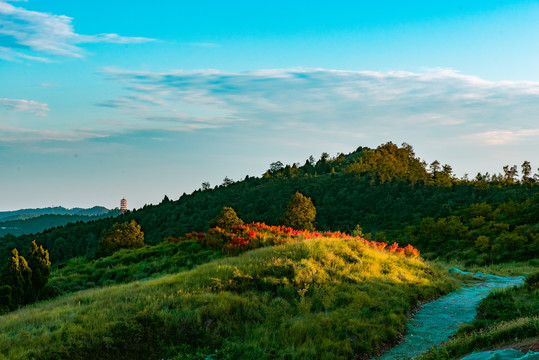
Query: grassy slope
[
  {"left": 0, "top": 237, "right": 455, "bottom": 360},
  {"left": 45, "top": 240, "right": 223, "bottom": 297}
]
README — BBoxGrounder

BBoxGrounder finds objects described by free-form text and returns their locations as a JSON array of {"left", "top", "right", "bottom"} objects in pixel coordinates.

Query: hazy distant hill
[
  {"left": 0, "top": 206, "right": 111, "bottom": 221},
  {"left": 0, "top": 207, "right": 120, "bottom": 237}
]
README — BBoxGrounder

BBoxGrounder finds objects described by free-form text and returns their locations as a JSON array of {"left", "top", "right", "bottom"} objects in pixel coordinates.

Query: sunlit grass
[{"left": 0, "top": 236, "right": 456, "bottom": 360}]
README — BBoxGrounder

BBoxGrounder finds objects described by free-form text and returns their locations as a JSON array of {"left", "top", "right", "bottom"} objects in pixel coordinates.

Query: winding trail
[{"left": 374, "top": 269, "right": 525, "bottom": 360}]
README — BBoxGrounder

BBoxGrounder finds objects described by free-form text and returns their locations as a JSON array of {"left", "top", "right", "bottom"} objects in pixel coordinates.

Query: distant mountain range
[
  {"left": 0, "top": 206, "right": 111, "bottom": 221},
  {"left": 0, "top": 206, "right": 120, "bottom": 237}
]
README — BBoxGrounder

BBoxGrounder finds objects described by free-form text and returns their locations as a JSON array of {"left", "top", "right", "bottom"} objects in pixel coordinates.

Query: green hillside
[
  {"left": 46, "top": 240, "right": 223, "bottom": 297},
  {"left": 0, "top": 234, "right": 455, "bottom": 360}
]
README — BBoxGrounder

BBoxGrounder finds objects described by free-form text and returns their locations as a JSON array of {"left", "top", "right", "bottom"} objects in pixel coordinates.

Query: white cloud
[
  {"left": 465, "top": 129, "right": 539, "bottom": 145},
  {"left": 0, "top": 97, "right": 49, "bottom": 116},
  {"left": 0, "top": 1, "right": 154, "bottom": 61},
  {"left": 99, "top": 67, "right": 539, "bottom": 139}
]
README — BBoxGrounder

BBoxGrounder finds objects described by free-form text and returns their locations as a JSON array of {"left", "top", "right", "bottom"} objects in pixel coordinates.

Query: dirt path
[{"left": 374, "top": 270, "right": 525, "bottom": 360}]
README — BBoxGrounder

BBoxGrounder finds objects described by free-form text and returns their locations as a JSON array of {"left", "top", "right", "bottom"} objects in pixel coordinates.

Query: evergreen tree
[
  {"left": 521, "top": 161, "right": 532, "bottom": 183},
  {"left": 27, "top": 240, "right": 51, "bottom": 301},
  {"left": 281, "top": 192, "right": 317, "bottom": 231},
  {"left": 19, "top": 256, "right": 32, "bottom": 305},
  {"left": 210, "top": 207, "right": 244, "bottom": 230},
  {"left": 0, "top": 249, "right": 27, "bottom": 308}
]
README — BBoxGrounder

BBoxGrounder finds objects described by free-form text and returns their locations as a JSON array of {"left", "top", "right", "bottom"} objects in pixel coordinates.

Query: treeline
[
  {"left": 387, "top": 197, "right": 539, "bottom": 265},
  {"left": 0, "top": 241, "right": 50, "bottom": 313},
  {"left": 1, "top": 142, "right": 538, "bottom": 266}
]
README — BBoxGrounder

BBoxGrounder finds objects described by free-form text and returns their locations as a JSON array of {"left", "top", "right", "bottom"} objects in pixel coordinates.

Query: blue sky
[{"left": 1, "top": 0, "right": 539, "bottom": 211}]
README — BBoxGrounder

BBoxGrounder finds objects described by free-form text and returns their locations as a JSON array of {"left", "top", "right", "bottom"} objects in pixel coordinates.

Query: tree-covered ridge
[
  {"left": 0, "top": 142, "right": 538, "bottom": 267},
  {"left": 263, "top": 141, "right": 539, "bottom": 186}
]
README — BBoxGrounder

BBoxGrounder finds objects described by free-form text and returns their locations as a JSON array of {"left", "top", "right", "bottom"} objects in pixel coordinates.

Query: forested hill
[{"left": 1, "top": 142, "right": 538, "bottom": 266}]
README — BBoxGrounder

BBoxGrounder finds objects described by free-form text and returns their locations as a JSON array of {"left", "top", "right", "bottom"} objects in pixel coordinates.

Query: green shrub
[{"left": 98, "top": 220, "right": 144, "bottom": 256}]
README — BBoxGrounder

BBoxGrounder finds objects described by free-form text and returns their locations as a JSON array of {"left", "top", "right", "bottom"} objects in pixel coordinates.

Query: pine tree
[
  {"left": 27, "top": 240, "right": 51, "bottom": 302},
  {"left": 0, "top": 249, "right": 26, "bottom": 308},
  {"left": 19, "top": 256, "right": 32, "bottom": 305},
  {"left": 281, "top": 192, "right": 317, "bottom": 231}
]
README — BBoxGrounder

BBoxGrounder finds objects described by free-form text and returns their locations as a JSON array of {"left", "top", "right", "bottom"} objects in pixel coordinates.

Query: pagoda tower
[{"left": 120, "top": 198, "right": 127, "bottom": 211}]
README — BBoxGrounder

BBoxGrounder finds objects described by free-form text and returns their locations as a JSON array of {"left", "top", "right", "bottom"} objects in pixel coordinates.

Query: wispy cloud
[
  {"left": 0, "top": 0, "right": 155, "bottom": 61},
  {"left": 99, "top": 67, "right": 539, "bottom": 142},
  {"left": 0, "top": 124, "right": 106, "bottom": 142},
  {"left": 0, "top": 97, "right": 49, "bottom": 116}
]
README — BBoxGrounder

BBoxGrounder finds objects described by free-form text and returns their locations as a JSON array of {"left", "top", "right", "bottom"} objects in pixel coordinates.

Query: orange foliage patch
[{"left": 182, "top": 222, "right": 420, "bottom": 258}]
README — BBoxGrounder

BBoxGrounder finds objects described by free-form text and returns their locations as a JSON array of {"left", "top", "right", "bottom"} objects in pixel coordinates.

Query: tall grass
[{"left": 0, "top": 236, "right": 456, "bottom": 360}]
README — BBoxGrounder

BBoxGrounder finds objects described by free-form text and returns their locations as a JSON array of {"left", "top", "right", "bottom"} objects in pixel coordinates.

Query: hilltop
[{"left": 1, "top": 142, "right": 538, "bottom": 267}]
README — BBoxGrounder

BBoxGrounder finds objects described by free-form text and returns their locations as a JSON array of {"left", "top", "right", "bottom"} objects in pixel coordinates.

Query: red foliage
[
  {"left": 403, "top": 244, "right": 420, "bottom": 258},
  {"left": 387, "top": 243, "right": 399, "bottom": 253},
  {"left": 179, "top": 221, "right": 420, "bottom": 258}
]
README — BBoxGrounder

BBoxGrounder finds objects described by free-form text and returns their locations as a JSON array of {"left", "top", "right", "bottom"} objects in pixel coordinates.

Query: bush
[
  {"left": 209, "top": 207, "right": 244, "bottom": 230},
  {"left": 98, "top": 220, "right": 144, "bottom": 256}
]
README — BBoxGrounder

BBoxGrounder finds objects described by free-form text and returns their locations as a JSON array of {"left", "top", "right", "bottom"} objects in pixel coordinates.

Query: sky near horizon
[{"left": 1, "top": 0, "right": 539, "bottom": 211}]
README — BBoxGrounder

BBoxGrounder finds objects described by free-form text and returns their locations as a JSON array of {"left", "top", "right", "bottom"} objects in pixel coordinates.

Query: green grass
[
  {"left": 0, "top": 236, "right": 456, "bottom": 360},
  {"left": 417, "top": 273, "right": 539, "bottom": 360},
  {"left": 45, "top": 240, "right": 223, "bottom": 297}
]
